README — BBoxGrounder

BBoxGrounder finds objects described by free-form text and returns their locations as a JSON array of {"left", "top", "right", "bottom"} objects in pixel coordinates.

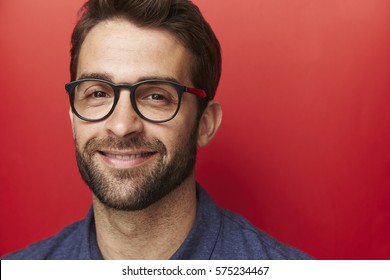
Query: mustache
[{"left": 81, "top": 135, "right": 167, "bottom": 155}]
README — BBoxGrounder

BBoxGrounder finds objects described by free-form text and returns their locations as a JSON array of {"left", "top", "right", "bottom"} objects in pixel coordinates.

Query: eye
[
  {"left": 84, "top": 88, "right": 113, "bottom": 99},
  {"left": 149, "top": 93, "right": 166, "bottom": 101},
  {"left": 139, "top": 89, "right": 173, "bottom": 103},
  {"left": 91, "top": 91, "right": 108, "bottom": 98},
  {"left": 135, "top": 83, "right": 178, "bottom": 107}
]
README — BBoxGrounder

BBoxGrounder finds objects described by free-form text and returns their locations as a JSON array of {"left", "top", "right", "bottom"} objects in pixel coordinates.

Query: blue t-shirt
[{"left": 3, "top": 185, "right": 312, "bottom": 259}]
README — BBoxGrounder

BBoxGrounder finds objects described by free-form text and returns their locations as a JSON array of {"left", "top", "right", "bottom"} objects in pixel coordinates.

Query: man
[{"left": 3, "top": 0, "right": 311, "bottom": 259}]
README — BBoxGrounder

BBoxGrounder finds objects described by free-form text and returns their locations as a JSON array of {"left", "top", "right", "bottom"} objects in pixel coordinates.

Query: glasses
[{"left": 65, "top": 78, "right": 207, "bottom": 123}]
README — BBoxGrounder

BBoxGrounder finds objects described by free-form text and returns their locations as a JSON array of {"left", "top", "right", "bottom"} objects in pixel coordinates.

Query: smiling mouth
[
  {"left": 99, "top": 151, "right": 157, "bottom": 160},
  {"left": 96, "top": 150, "right": 158, "bottom": 169}
]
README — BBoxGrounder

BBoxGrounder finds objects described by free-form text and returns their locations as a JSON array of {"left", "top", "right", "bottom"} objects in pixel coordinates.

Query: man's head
[{"left": 67, "top": 0, "right": 222, "bottom": 211}]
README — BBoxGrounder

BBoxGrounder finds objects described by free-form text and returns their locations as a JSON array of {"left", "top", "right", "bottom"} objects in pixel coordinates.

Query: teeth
[{"left": 104, "top": 152, "right": 153, "bottom": 160}]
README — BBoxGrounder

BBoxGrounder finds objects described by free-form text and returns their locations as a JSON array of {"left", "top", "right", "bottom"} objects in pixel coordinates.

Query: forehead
[{"left": 77, "top": 19, "right": 192, "bottom": 84}]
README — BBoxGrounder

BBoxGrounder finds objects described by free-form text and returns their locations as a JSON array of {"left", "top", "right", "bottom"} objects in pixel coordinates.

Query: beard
[{"left": 75, "top": 124, "right": 198, "bottom": 211}]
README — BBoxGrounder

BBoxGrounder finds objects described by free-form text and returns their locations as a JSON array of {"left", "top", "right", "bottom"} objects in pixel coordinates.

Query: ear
[
  {"left": 69, "top": 108, "right": 75, "bottom": 139},
  {"left": 197, "top": 100, "right": 222, "bottom": 147}
]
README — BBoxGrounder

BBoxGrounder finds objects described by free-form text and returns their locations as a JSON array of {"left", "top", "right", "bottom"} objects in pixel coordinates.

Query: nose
[{"left": 104, "top": 89, "right": 144, "bottom": 137}]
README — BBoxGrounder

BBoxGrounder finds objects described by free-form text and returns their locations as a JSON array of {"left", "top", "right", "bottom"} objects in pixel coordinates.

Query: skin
[{"left": 69, "top": 19, "right": 222, "bottom": 259}]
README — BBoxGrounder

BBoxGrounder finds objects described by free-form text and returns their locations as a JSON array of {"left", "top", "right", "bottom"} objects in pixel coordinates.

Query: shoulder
[
  {"left": 2, "top": 219, "right": 87, "bottom": 260},
  {"left": 213, "top": 209, "right": 312, "bottom": 260}
]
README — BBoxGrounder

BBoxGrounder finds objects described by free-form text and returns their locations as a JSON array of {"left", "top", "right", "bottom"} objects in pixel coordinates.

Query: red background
[{"left": 1, "top": 0, "right": 390, "bottom": 259}]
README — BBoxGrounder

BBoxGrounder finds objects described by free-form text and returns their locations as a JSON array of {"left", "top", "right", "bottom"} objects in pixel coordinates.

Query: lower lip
[{"left": 98, "top": 152, "right": 157, "bottom": 169}]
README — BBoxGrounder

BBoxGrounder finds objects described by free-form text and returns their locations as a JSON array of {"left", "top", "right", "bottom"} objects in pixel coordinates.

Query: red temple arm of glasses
[{"left": 187, "top": 87, "right": 207, "bottom": 98}]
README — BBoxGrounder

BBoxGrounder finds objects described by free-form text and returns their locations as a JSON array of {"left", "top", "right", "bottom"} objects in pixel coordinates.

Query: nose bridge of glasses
[
  {"left": 112, "top": 84, "right": 138, "bottom": 113},
  {"left": 114, "top": 83, "right": 135, "bottom": 96}
]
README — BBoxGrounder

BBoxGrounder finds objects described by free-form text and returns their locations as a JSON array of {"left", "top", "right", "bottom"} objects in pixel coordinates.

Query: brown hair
[{"left": 70, "top": 0, "right": 221, "bottom": 114}]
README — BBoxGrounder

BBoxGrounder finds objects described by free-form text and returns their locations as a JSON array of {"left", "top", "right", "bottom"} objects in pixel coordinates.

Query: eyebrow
[
  {"left": 78, "top": 72, "right": 114, "bottom": 82},
  {"left": 77, "top": 72, "right": 183, "bottom": 85}
]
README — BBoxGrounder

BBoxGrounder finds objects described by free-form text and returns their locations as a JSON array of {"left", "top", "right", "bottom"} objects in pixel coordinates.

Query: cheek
[
  {"left": 148, "top": 121, "right": 190, "bottom": 155},
  {"left": 72, "top": 121, "right": 103, "bottom": 146},
  {"left": 163, "top": 120, "right": 198, "bottom": 156}
]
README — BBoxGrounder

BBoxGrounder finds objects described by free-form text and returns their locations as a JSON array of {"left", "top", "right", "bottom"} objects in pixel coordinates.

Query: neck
[{"left": 92, "top": 177, "right": 197, "bottom": 260}]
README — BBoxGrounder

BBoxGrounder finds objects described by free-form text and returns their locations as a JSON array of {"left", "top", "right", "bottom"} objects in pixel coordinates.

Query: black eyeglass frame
[{"left": 65, "top": 78, "right": 207, "bottom": 123}]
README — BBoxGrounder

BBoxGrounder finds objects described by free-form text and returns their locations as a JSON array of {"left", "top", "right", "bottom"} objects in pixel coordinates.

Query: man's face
[{"left": 71, "top": 19, "right": 200, "bottom": 211}]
